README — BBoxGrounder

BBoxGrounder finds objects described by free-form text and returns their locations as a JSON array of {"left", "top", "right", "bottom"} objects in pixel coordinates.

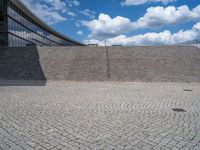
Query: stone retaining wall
[{"left": 0, "top": 46, "right": 200, "bottom": 83}]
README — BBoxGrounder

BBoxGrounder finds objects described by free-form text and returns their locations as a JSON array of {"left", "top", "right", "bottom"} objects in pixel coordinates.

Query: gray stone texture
[
  {"left": 38, "top": 46, "right": 107, "bottom": 81},
  {"left": 0, "top": 82, "right": 200, "bottom": 149},
  {"left": 1, "top": 46, "right": 200, "bottom": 82},
  {"left": 0, "top": 47, "right": 45, "bottom": 80}
]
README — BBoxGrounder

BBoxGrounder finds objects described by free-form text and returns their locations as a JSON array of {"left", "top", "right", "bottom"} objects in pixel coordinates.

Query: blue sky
[{"left": 21, "top": 0, "right": 200, "bottom": 46}]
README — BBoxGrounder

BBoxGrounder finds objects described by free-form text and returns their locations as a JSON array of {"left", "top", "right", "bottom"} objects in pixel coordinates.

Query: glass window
[
  {"left": 8, "top": 33, "right": 32, "bottom": 47},
  {"left": 7, "top": 3, "right": 78, "bottom": 47}
]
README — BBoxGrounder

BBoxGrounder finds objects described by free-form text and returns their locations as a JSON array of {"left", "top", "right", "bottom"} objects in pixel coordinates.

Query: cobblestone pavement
[{"left": 0, "top": 82, "right": 200, "bottom": 150}]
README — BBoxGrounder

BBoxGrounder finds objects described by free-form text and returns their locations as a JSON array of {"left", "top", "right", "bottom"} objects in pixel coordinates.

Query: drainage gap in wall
[{"left": 172, "top": 108, "right": 186, "bottom": 112}]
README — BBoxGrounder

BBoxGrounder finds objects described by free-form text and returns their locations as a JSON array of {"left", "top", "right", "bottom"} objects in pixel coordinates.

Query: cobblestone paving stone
[{"left": 0, "top": 82, "right": 200, "bottom": 150}]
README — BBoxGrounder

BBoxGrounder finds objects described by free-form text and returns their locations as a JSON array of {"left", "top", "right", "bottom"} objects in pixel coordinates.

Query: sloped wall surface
[
  {"left": 0, "top": 47, "right": 46, "bottom": 80},
  {"left": 0, "top": 46, "right": 200, "bottom": 83}
]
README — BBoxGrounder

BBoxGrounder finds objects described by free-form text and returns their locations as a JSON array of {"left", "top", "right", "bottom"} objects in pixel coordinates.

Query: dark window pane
[{"left": 0, "top": 0, "right": 5, "bottom": 12}]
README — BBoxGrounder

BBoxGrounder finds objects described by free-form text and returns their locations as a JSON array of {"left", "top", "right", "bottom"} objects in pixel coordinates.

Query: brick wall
[{"left": 0, "top": 46, "right": 200, "bottom": 83}]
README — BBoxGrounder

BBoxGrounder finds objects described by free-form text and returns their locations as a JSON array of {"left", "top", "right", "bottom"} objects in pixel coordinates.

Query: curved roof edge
[{"left": 10, "top": 0, "right": 85, "bottom": 46}]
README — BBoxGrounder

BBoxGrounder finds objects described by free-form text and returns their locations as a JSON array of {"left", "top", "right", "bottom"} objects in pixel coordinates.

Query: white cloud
[
  {"left": 84, "top": 22, "right": 200, "bottom": 46},
  {"left": 121, "top": 0, "right": 176, "bottom": 6},
  {"left": 82, "top": 13, "right": 133, "bottom": 39},
  {"left": 80, "top": 9, "right": 96, "bottom": 19},
  {"left": 69, "top": 0, "right": 80, "bottom": 7},
  {"left": 193, "top": 22, "right": 200, "bottom": 31},
  {"left": 77, "top": 30, "right": 83, "bottom": 35},
  {"left": 21, "top": 0, "right": 80, "bottom": 25},
  {"left": 67, "top": 11, "right": 76, "bottom": 17},
  {"left": 135, "top": 5, "right": 200, "bottom": 29},
  {"left": 44, "top": 0, "right": 67, "bottom": 12},
  {"left": 82, "top": 5, "right": 200, "bottom": 39},
  {"left": 21, "top": 0, "right": 67, "bottom": 24}
]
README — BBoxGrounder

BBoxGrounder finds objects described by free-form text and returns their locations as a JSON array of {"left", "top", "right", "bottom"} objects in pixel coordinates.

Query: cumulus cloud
[
  {"left": 82, "top": 13, "right": 133, "bottom": 39},
  {"left": 84, "top": 22, "right": 200, "bottom": 46},
  {"left": 82, "top": 5, "right": 200, "bottom": 39},
  {"left": 135, "top": 5, "right": 200, "bottom": 29},
  {"left": 121, "top": 0, "right": 176, "bottom": 6}
]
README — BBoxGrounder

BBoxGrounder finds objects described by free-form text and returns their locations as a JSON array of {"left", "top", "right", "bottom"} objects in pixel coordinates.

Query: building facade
[{"left": 0, "top": 0, "right": 84, "bottom": 47}]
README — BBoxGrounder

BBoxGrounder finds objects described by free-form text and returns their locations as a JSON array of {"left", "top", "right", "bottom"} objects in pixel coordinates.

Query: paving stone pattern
[{"left": 0, "top": 82, "right": 200, "bottom": 149}]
